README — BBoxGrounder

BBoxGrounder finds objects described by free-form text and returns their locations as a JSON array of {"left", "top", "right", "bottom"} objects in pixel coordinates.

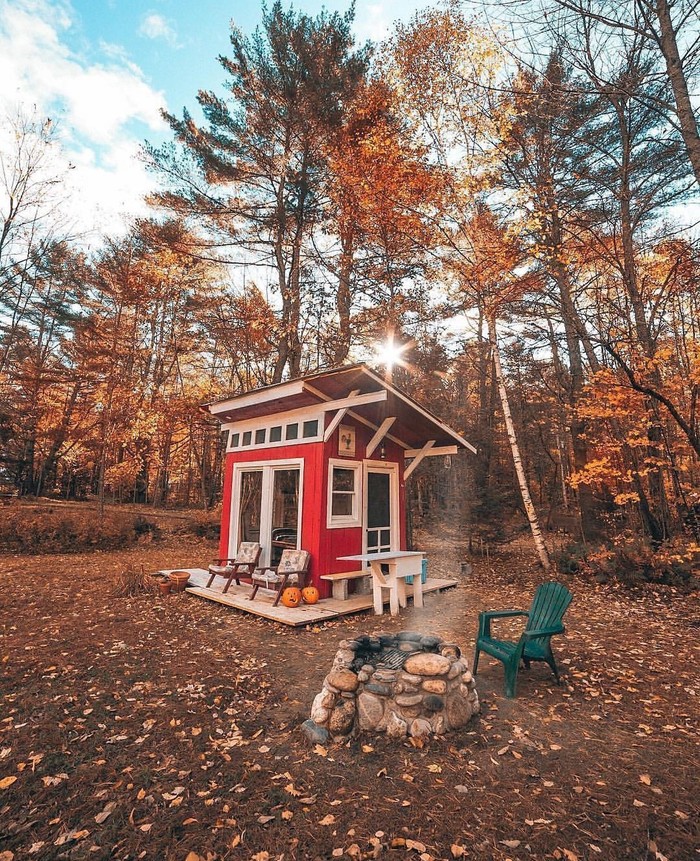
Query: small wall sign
[{"left": 338, "top": 425, "right": 356, "bottom": 457}]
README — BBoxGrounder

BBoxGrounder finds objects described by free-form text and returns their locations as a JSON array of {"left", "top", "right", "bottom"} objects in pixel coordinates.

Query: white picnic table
[{"left": 337, "top": 550, "right": 425, "bottom": 616}]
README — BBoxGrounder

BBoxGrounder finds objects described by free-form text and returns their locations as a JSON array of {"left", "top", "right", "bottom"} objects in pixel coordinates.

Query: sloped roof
[{"left": 203, "top": 363, "right": 475, "bottom": 453}]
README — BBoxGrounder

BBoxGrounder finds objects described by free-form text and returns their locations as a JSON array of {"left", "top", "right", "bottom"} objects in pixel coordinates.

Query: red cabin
[{"left": 204, "top": 364, "right": 475, "bottom": 599}]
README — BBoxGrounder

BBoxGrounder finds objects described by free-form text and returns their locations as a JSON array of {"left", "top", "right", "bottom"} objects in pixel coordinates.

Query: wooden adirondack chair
[
  {"left": 473, "top": 582, "right": 573, "bottom": 698},
  {"left": 206, "top": 542, "right": 262, "bottom": 594},
  {"left": 249, "top": 549, "right": 311, "bottom": 607}
]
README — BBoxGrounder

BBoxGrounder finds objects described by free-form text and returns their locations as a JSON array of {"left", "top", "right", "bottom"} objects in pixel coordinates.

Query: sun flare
[{"left": 373, "top": 336, "right": 408, "bottom": 372}]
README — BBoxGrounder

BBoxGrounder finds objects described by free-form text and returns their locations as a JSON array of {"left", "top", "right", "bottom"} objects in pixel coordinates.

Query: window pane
[
  {"left": 367, "top": 472, "right": 390, "bottom": 529},
  {"left": 270, "top": 426, "right": 282, "bottom": 442},
  {"left": 255, "top": 428, "right": 266, "bottom": 445},
  {"left": 332, "top": 467, "right": 355, "bottom": 492},
  {"left": 221, "top": 430, "right": 230, "bottom": 449},
  {"left": 303, "top": 419, "right": 318, "bottom": 438},
  {"left": 231, "top": 432, "right": 240, "bottom": 448},
  {"left": 239, "top": 471, "right": 262, "bottom": 543},
  {"left": 286, "top": 424, "right": 298, "bottom": 440},
  {"left": 271, "top": 469, "right": 299, "bottom": 565},
  {"left": 331, "top": 493, "right": 353, "bottom": 516},
  {"left": 242, "top": 430, "right": 252, "bottom": 446}
]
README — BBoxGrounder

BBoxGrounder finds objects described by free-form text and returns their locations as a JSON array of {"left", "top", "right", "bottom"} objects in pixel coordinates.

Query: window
[
  {"left": 328, "top": 460, "right": 361, "bottom": 527},
  {"left": 303, "top": 419, "right": 318, "bottom": 438},
  {"left": 221, "top": 430, "right": 230, "bottom": 450},
  {"left": 227, "top": 413, "right": 320, "bottom": 451}
]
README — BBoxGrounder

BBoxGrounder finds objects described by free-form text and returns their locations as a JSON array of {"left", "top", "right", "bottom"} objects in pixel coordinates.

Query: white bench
[{"left": 320, "top": 570, "right": 369, "bottom": 601}]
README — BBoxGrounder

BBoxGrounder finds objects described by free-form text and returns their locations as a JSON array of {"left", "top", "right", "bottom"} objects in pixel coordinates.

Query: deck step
[{"left": 320, "top": 570, "right": 369, "bottom": 600}]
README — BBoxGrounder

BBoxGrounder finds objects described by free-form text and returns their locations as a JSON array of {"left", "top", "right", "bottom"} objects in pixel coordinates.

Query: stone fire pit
[{"left": 302, "top": 631, "right": 479, "bottom": 744}]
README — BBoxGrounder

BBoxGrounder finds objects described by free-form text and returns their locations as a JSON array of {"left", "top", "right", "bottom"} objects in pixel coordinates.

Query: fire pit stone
[{"left": 302, "top": 631, "right": 479, "bottom": 744}]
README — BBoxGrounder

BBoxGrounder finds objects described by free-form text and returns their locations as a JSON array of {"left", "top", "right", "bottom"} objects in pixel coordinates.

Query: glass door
[{"left": 233, "top": 462, "right": 302, "bottom": 565}]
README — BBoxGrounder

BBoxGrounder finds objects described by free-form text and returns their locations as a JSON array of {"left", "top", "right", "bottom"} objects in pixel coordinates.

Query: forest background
[{"left": 1, "top": 0, "right": 699, "bottom": 581}]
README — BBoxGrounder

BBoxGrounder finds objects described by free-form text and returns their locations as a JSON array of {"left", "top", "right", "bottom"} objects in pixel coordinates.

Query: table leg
[
  {"left": 395, "top": 575, "right": 407, "bottom": 609},
  {"left": 412, "top": 572, "right": 423, "bottom": 608},
  {"left": 388, "top": 573, "right": 400, "bottom": 616},
  {"left": 370, "top": 564, "right": 384, "bottom": 615}
]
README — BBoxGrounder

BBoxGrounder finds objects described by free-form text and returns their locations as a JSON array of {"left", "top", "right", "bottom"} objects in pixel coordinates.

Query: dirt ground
[{"left": 1, "top": 526, "right": 698, "bottom": 861}]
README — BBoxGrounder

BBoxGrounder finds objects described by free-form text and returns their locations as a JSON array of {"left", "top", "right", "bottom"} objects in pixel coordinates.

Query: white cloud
[
  {"left": 353, "top": 3, "right": 394, "bottom": 44},
  {"left": 138, "top": 12, "right": 178, "bottom": 46},
  {"left": 0, "top": 0, "right": 167, "bottom": 236}
]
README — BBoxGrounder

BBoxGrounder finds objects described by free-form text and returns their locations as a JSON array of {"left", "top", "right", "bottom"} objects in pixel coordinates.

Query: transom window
[{"left": 226, "top": 413, "right": 322, "bottom": 451}]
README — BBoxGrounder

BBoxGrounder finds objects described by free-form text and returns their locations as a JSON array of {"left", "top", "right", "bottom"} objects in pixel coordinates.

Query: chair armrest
[
  {"left": 481, "top": 610, "right": 528, "bottom": 619},
  {"left": 254, "top": 565, "right": 278, "bottom": 575},
  {"left": 522, "top": 626, "right": 564, "bottom": 639},
  {"left": 478, "top": 609, "right": 528, "bottom": 638}
]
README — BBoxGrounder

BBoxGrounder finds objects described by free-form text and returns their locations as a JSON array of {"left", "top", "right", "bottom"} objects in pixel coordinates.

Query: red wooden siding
[{"left": 219, "top": 415, "right": 408, "bottom": 599}]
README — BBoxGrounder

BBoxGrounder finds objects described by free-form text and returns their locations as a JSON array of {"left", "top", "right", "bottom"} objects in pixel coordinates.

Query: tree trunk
[
  {"left": 654, "top": 0, "right": 700, "bottom": 185},
  {"left": 334, "top": 225, "right": 355, "bottom": 364},
  {"left": 488, "top": 314, "right": 551, "bottom": 571}
]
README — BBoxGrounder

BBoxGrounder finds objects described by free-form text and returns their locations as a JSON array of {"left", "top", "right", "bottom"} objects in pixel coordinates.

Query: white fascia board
[
  {"left": 305, "top": 387, "right": 388, "bottom": 412},
  {"left": 404, "top": 445, "right": 459, "bottom": 458},
  {"left": 207, "top": 379, "right": 306, "bottom": 416}
]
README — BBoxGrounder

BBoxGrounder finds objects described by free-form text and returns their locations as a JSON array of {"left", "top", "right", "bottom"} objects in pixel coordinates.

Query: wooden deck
[{"left": 158, "top": 568, "right": 457, "bottom": 627}]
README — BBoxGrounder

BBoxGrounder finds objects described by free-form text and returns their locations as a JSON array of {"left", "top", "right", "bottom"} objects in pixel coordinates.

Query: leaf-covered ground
[{"left": 1, "top": 526, "right": 698, "bottom": 861}]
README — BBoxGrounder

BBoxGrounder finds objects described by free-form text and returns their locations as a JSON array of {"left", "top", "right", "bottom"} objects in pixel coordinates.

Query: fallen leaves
[
  {"left": 0, "top": 776, "right": 17, "bottom": 789},
  {"left": 54, "top": 828, "right": 90, "bottom": 846},
  {"left": 41, "top": 773, "right": 68, "bottom": 787},
  {"left": 1, "top": 536, "right": 698, "bottom": 861},
  {"left": 94, "top": 801, "right": 117, "bottom": 823}
]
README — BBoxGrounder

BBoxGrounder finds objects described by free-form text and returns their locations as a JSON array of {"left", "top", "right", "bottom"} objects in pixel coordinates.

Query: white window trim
[
  {"left": 327, "top": 458, "right": 362, "bottom": 529},
  {"left": 229, "top": 458, "right": 304, "bottom": 566},
  {"left": 222, "top": 406, "right": 323, "bottom": 452}
]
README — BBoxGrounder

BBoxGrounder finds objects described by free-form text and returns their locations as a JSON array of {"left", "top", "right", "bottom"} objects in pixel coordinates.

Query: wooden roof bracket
[
  {"left": 365, "top": 417, "right": 397, "bottom": 457},
  {"left": 320, "top": 389, "right": 389, "bottom": 441},
  {"left": 404, "top": 440, "right": 436, "bottom": 479}
]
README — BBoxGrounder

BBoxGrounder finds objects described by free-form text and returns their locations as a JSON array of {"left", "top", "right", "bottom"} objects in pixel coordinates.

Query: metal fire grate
[{"left": 353, "top": 647, "right": 409, "bottom": 672}]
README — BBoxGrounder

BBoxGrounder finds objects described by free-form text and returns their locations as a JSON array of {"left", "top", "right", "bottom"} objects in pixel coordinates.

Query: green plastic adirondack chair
[{"left": 473, "top": 582, "right": 573, "bottom": 698}]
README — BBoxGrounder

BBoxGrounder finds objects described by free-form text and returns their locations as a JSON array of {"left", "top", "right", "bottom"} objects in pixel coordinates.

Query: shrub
[
  {"left": 189, "top": 508, "right": 221, "bottom": 540},
  {"left": 114, "top": 565, "right": 156, "bottom": 597},
  {"left": 133, "top": 514, "right": 162, "bottom": 541},
  {"left": 554, "top": 542, "right": 588, "bottom": 575},
  {"left": 582, "top": 533, "right": 699, "bottom": 588},
  {"left": 0, "top": 507, "right": 161, "bottom": 553}
]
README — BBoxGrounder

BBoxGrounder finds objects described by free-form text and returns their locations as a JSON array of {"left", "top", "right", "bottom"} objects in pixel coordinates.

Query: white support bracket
[
  {"left": 365, "top": 417, "right": 396, "bottom": 457},
  {"left": 403, "top": 440, "right": 436, "bottom": 479},
  {"left": 323, "top": 389, "right": 360, "bottom": 441}
]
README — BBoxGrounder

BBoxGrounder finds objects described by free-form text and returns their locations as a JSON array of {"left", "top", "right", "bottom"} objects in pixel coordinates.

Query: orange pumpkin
[
  {"left": 301, "top": 586, "right": 319, "bottom": 605},
  {"left": 280, "top": 586, "right": 302, "bottom": 608}
]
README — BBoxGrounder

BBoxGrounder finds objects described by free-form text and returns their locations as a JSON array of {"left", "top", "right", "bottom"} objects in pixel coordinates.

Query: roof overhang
[{"left": 203, "top": 363, "right": 476, "bottom": 454}]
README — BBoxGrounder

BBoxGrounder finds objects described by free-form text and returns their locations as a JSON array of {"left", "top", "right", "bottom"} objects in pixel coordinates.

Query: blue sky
[{"left": 0, "top": 0, "right": 423, "bottom": 237}]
